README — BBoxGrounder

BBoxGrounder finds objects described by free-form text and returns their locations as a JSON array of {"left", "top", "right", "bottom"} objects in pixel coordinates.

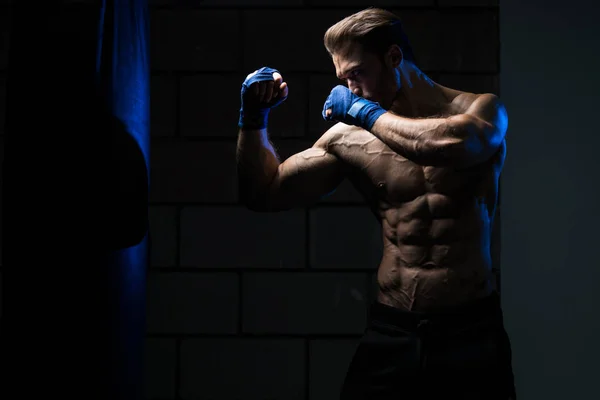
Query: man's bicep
[{"left": 267, "top": 144, "right": 346, "bottom": 210}]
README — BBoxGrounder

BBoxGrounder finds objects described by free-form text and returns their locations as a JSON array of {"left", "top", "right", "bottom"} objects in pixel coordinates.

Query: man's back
[{"left": 323, "top": 90, "right": 507, "bottom": 311}]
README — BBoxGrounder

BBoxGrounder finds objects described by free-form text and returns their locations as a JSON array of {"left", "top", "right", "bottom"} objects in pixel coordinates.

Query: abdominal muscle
[
  {"left": 327, "top": 125, "right": 503, "bottom": 312},
  {"left": 374, "top": 197, "right": 495, "bottom": 312}
]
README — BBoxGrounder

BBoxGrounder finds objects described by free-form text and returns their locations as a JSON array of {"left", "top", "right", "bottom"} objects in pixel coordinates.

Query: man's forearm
[
  {"left": 369, "top": 113, "right": 482, "bottom": 167},
  {"left": 322, "top": 84, "right": 504, "bottom": 168},
  {"left": 236, "top": 128, "right": 280, "bottom": 206}
]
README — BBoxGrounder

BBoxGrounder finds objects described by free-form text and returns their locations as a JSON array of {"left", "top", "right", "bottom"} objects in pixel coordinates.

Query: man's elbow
[{"left": 448, "top": 118, "right": 505, "bottom": 168}]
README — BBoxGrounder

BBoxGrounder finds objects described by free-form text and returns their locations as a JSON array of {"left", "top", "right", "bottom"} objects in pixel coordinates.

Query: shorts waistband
[{"left": 368, "top": 291, "right": 503, "bottom": 333}]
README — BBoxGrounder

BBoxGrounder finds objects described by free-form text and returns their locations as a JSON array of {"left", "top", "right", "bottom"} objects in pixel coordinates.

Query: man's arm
[
  {"left": 237, "top": 128, "right": 347, "bottom": 212},
  {"left": 369, "top": 94, "right": 508, "bottom": 168}
]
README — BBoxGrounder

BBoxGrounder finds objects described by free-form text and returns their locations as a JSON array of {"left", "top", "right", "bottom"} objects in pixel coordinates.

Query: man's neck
[{"left": 388, "top": 62, "right": 448, "bottom": 118}]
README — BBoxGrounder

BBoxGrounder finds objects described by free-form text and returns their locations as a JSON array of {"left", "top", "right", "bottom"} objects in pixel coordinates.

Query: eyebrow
[{"left": 337, "top": 64, "right": 363, "bottom": 79}]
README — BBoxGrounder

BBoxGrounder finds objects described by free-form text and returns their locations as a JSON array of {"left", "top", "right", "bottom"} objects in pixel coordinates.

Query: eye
[{"left": 339, "top": 69, "right": 364, "bottom": 82}]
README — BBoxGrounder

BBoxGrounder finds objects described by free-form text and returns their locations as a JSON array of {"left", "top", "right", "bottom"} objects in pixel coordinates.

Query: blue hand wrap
[
  {"left": 322, "top": 85, "right": 386, "bottom": 130},
  {"left": 238, "top": 67, "right": 286, "bottom": 129}
]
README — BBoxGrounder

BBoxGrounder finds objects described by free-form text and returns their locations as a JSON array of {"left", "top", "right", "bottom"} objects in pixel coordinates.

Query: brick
[
  {"left": 144, "top": 338, "right": 177, "bottom": 400},
  {"left": 385, "top": 10, "right": 440, "bottom": 71},
  {"left": 310, "top": 0, "right": 435, "bottom": 6},
  {"left": 150, "top": 0, "right": 303, "bottom": 5},
  {"left": 180, "top": 206, "right": 306, "bottom": 268},
  {"left": 146, "top": 272, "right": 239, "bottom": 334},
  {"left": 309, "top": 339, "right": 360, "bottom": 400},
  {"left": 243, "top": 272, "right": 369, "bottom": 334},
  {"left": 180, "top": 73, "right": 307, "bottom": 138},
  {"left": 438, "top": 0, "right": 498, "bottom": 6},
  {"left": 388, "top": 9, "right": 498, "bottom": 72},
  {"left": 0, "top": 74, "right": 5, "bottom": 135},
  {"left": 150, "top": 141, "right": 238, "bottom": 203},
  {"left": 437, "top": 73, "right": 499, "bottom": 94},
  {"left": 180, "top": 338, "right": 305, "bottom": 400},
  {"left": 149, "top": 206, "right": 178, "bottom": 267},
  {"left": 249, "top": 10, "right": 433, "bottom": 74},
  {"left": 150, "top": 10, "right": 240, "bottom": 71},
  {"left": 242, "top": 8, "right": 498, "bottom": 73},
  {"left": 310, "top": 207, "right": 382, "bottom": 269},
  {"left": 433, "top": 9, "right": 499, "bottom": 72},
  {"left": 242, "top": 9, "right": 350, "bottom": 73},
  {"left": 151, "top": 75, "right": 177, "bottom": 137},
  {"left": 179, "top": 73, "right": 243, "bottom": 137}
]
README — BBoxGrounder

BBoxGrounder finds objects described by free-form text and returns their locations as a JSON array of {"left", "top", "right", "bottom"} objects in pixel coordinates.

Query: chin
[
  {"left": 363, "top": 95, "right": 377, "bottom": 102},
  {"left": 369, "top": 97, "right": 386, "bottom": 107},
  {"left": 363, "top": 92, "right": 384, "bottom": 103}
]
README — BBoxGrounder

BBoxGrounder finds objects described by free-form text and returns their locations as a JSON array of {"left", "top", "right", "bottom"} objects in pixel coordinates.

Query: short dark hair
[{"left": 323, "top": 7, "right": 416, "bottom": 63}]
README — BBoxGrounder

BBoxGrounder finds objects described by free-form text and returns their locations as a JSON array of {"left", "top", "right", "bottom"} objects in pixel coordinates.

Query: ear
[{"left": 385, "top": 44, "right": 403, "bottom": 68}]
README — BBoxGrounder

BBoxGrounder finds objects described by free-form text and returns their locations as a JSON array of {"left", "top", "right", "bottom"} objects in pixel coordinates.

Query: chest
[{"left": 331, "top": 130, "right": 480, "bottom": 203}]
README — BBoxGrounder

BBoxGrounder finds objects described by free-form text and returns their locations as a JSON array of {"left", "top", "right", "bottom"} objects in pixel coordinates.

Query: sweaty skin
[{"left": 319, "top": 89, "right": 506, "bottom": 312}]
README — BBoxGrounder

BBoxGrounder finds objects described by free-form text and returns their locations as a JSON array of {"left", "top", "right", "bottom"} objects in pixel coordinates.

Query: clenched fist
[
  {"left": 322, "top": 85, "right": 386, "bottom": 131},
  {"left": 238, "top": 67, "right": 289, "bottom": 130}
]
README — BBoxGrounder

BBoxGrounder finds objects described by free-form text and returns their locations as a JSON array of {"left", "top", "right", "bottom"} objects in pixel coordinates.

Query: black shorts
[{"left": 340, "top": 291, "right": 516, "bottom": 400}]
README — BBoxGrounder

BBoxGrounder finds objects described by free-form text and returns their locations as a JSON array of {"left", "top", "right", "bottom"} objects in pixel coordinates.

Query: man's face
[{"left": 332, "top": 43, "right": 397, "bottom": 106}]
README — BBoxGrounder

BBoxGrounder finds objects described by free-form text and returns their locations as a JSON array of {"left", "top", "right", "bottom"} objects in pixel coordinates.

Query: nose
[{"left": 347, "top": 81, "right": 362, "bottom": 97}]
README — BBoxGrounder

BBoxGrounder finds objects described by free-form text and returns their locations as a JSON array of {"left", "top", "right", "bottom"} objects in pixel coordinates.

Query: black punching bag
[
  {"left": 2, "top": 1, "right": 149, "bottom": 399},
  {"left": 97, "top": 0, "right": 150, "bottom": 398}
]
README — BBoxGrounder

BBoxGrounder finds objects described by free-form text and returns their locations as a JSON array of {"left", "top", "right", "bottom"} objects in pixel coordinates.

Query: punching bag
[
  {"left": 97, "top": 0, "right": 150, "bottom": 398},
  {"left": 2, "top": 1, "right": 149, "bottom": 399}
]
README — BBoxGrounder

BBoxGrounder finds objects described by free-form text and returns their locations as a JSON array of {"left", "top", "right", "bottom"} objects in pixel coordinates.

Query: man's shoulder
[
  {"left": 446, "top": 89, "right": 501, "bottom": 116},
  {"left": 314, "top": 122, "right": 365, "bottom": 149}
]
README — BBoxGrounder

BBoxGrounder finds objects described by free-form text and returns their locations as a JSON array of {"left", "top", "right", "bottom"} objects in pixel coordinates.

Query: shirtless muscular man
[{"left": 236, "top": 8, "right": 515, "bottom": 400}]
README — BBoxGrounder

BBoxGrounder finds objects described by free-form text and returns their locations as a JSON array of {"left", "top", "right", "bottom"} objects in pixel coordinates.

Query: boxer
[{"left": 236, "top": 7, "right": 515, "bottom": 400}]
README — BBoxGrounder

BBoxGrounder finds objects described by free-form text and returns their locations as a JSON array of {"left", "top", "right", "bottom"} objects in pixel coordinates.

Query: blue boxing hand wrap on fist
[
  {"left": 322, "top": 85, "right": 387, "bottom": 130},
  {"left": 238, "top": 67, "right": 286, "bottom": 130}
]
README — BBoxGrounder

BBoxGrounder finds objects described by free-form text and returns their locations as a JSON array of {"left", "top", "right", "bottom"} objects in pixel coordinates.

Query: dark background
[
  {"left": 144, "top": 1, "right": 500, "bottom": 399},
  {"left": 501, "top": 0, "right": 600, "bottom": 399},
  {"left": 0, "top": 0, "right": 597, "bottom": 399},
  {"left": 145, "top": 1, "right": 501, "bottom": 399}
]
